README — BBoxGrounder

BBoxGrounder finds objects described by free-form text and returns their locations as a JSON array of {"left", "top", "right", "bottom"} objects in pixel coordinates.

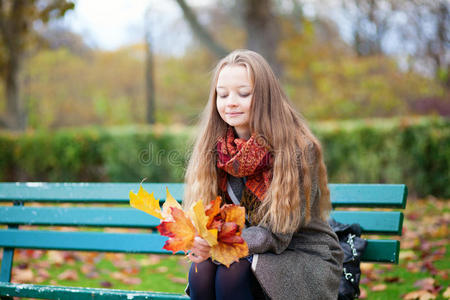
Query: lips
[{"left": 226, "top": 112, "right": 243, "bottom": 116}]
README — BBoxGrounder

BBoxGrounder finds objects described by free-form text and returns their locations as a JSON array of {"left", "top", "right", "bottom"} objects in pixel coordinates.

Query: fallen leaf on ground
[
  {"left": 400, "top": 250, "right": 418, "bottom": 260},
  {"left": 169, "top": 276, "right": 188, "bottom": 284},
  {"left": 442, "top": 287, "right": 450, "bottom": 298},
  {"left": 37, "top": 269, "right": 50, "bottom": 280},
  {"left": 358, "top": 287, "right": 367, "bottom": 299},
  {"left": 371, "top": 284, "right": 387, "bottom": 291},
  {"left": 384, "top": 276, "right": 401, "bottom": 283},
  {"left": 156, "top": 266, "right": 169, "bottom": 273},
  {"left": 57, "top": 269, "right": 79, "bottom": 281},
  {"left": 13, "top": 268, "right": 34, "bottom": 283},
  {"left": 121, "top": 277, "right": 142, "bottom": 285},
  {"left": 100, "top": 281, "right": 113, "bottom": 288},
  {"left": 403, "top": 290, "right": 436, "bottom": 300},
  {"left": 414, "top": 278, "right": 435, "bottom": 290},
  {"left": 47, "top": 251, "right": 64, "bottom": 265}
]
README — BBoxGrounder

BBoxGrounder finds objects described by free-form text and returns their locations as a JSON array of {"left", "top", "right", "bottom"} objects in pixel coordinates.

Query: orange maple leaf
[
  {"left": 157, "top": 207, "right": 196, "bottom": 254},
  {"left": 205, "top": 196, "right": 222, "bottom": 227},
  {"left": 210, "top": 205, "right": 248, "bottom": 267}
]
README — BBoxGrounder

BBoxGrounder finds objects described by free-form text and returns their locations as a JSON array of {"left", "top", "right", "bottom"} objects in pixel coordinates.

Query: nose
[{"left": 226, "top": 92, "right": 238, "bottom": 107}]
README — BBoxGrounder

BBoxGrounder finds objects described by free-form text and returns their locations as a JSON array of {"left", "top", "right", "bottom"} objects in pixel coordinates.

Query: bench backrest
[{"left": 0, "top": 182, "right": 407, "bottom": 282}]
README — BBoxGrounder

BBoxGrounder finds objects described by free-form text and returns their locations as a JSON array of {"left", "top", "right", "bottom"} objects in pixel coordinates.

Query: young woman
[{"left": 183, "top": 49, "right": 343, "bottom": 300}]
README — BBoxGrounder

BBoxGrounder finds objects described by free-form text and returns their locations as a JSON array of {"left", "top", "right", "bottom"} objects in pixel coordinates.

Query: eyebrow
[{"left": 216, "top": 85, "right": 252, "bottom": 89}]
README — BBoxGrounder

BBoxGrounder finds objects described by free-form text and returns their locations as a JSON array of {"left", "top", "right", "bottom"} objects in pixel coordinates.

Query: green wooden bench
[{"left": 0, "top": 182, "right": 407, "bottom": 299}]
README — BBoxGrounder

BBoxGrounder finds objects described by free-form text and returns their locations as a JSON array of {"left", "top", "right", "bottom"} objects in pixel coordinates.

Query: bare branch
[{"left": 174, "top": 0, "right": 228, "bottom": 57}]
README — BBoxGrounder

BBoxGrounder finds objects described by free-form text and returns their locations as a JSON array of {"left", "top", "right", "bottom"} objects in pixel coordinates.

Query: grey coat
[{"left": 239, "top": 143, "right": 344, "bottom": 300}]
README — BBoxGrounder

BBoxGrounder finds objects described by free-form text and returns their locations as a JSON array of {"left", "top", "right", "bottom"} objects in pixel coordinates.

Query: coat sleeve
[{"left": 241, "top": 226, "right": 293, "bottom": 254}]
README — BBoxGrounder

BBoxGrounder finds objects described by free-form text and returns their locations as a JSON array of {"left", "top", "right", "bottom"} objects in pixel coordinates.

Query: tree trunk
[
  {"left": 145, "top": 32, "right": 155, "bottom": 124},
  {"left": 0, "top": 0, "right": 27, "bottom": 130},
  {"left": 4, "top": 52, "right": 25, "bottom": 130},
  {"left": 243, "top": 0, "right": 282, "bottom": 76}
]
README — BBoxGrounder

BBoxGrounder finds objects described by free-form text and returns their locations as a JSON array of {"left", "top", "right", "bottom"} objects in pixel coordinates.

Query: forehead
[{"left": 216, "top": 65, "right": 253, "bottom": 88}]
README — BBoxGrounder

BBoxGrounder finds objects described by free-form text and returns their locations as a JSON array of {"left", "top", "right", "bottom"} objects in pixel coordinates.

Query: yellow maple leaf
[
  {"left": 129, "top": 185, "right": 163, "bottom": 219},
  {"left": 190, "top": 200, "right": 218, "bottom": 247},
  {"left": 162, "top": 187, "right": 182, "bottom": 219},
  {"left": 210, "top": 241, "right": 248, "bottom": 268}
]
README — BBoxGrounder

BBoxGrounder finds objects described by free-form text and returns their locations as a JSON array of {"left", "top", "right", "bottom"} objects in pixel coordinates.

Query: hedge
[{"left": 0, "top": 117, "right": 448, "bottom": 198}]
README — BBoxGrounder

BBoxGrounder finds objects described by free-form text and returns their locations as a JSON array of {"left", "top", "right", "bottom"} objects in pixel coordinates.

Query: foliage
[
  {"left": 0, "top": 0, "right": 75, "bottom": 130},
  {"left": 0, "top": 34, "right": 446, "bottom": 129},
  {"left": 278, "top": 19, "right": 448, "bottom": 119},
  {"left": 313, "top": 117, "right": 450, "bottom": 197},
  {"left": 0, "top": 117, "right": 448, "bottom": 197}
]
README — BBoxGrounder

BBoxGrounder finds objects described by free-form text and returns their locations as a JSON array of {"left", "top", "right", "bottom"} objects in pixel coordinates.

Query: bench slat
[
  {"left": 0, "top": 229, "right": 399, "bottom": 263},
  {"left": 330, "top": 211, "right": 403, "bottom": 235},
  {"left": 0, "top": 282, "right": 189, "bottom": 299},
  {"left": 0, "top": 207, "right": 160, "bottom": 228},
  {"left": 0, "top": 183, "right": 184, "bottom": 203},
  {"left": 0, "top": 229, "right": 170, "bottom": 254},
  {"left": 362, "top": 239, "right": 400, "bottom": 263},
  {"left": 0, "top": 183, "right": 407, "bottom": 208},
  {"left": 330, "top": 184, "right": 407, "bottom": 208},
  {"left": 0, "top": 207, "right": 403, "bottom": 235}
]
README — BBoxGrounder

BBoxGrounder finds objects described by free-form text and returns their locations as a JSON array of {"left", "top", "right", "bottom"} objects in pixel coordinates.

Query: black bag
[{"left": 329, "top": 218, "right": 368, "bottom": 300}]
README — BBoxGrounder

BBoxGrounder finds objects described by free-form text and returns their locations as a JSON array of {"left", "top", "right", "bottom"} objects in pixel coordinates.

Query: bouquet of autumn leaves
[{"left": 129, "top": 185, "right": 248, "bottom": 267}]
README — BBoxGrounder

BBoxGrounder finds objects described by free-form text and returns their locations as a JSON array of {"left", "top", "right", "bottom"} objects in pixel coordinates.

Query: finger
[
  {"left": 194, "top": 236, "right": 210, "bottom": 247},
  {"left": 191, "top": 245, "right": 210, "bottom": 254},
  {"left": 188, "top": 252, "right": 205, "bottom": 264}
]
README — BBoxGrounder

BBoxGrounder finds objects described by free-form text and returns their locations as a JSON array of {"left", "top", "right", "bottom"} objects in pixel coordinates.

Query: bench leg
[{"left": 0, "top": 247, "right": 14, "bottom": 300}]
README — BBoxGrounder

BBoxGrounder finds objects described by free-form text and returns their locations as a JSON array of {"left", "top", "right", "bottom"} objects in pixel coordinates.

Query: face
[{"left": 216, "top": 65, "right": 253, "bottom": 140}]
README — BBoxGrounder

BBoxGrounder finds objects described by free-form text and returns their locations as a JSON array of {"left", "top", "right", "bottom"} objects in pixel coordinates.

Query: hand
[{"left": 188, "top": 236, "right": 211, "bottom": 263}]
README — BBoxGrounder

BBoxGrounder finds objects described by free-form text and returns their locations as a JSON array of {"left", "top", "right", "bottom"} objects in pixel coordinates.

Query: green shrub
[{"left": 1, "top": 117, "right": 448, "bottom": 197}]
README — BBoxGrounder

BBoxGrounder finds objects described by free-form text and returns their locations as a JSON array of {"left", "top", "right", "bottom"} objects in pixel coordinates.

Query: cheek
[{"left": 216, "top": 99, "right": 225, "bottom": 115}]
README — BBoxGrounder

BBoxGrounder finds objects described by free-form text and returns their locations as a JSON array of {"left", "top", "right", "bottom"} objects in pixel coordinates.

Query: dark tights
[{"left": 188, "top": 258, "right": 254, "bottom": 300}]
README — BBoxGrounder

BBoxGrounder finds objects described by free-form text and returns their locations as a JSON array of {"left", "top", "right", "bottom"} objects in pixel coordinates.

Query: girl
[{"left": 183, "top": 49, "right": 343, "bottom": 300}]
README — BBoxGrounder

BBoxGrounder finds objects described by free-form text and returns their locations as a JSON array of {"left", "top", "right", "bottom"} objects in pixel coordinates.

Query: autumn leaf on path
[
  {"left": 402, "top": 290, "right": 436, "bottom": 300},
  {"left": 129, "top": 185, "right": 163, "bottom": 219},
  {"left": 157, "top": 207, "right": 196, "bottom": 254}
]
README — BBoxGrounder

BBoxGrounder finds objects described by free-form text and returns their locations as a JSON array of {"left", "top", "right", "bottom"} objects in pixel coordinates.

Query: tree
[
  {"left": 0, "top": 0, "right": 74, "bottom": 130},
  {"left": 174, "top": 0, "right": 282, "bottom": 76}
]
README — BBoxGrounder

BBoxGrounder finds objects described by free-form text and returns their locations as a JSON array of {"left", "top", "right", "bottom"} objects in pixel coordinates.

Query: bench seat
[{"left": 0, "top": 282, "right": 189, "bottom": 299}]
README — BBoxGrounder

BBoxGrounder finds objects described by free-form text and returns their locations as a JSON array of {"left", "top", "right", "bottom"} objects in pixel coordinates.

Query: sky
[
  {"left": 60, "top": 0, "right": 413, "bottom": 67},
  {"left": 62, "top": 0, "right": 203, "bottom": 53}
]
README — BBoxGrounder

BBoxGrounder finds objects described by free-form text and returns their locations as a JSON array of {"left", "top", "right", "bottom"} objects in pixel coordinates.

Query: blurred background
[
  {"left": 0, "top": 1, "right": 449, "bottom": 298},
  {"left": 0, "top": 0, "right": 448, "bottom": 195}
]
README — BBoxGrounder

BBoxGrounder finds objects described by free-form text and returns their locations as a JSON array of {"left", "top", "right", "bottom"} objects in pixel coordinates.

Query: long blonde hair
[{"left": 183, "top": 49, "right": 331, "bottom": 233}]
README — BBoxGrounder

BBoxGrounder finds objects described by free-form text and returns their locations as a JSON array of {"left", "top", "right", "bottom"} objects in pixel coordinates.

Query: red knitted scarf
[{"left": 217, "top": 127, "right": 273, "bottom": 201}]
